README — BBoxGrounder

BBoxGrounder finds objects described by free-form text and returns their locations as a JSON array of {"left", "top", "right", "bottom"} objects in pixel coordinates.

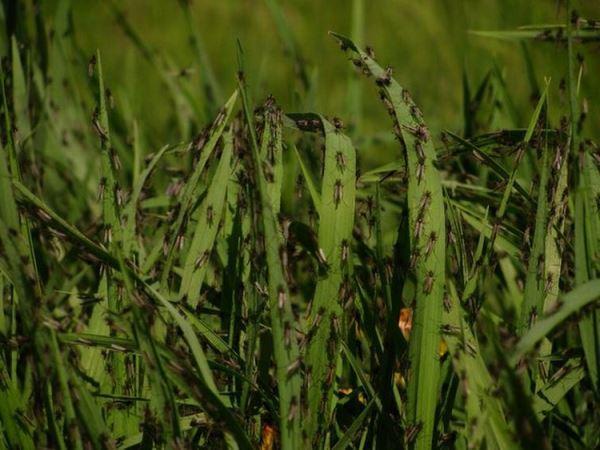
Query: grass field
[{"left": 1, "top": 0, "right": 600, "bottom": 449}]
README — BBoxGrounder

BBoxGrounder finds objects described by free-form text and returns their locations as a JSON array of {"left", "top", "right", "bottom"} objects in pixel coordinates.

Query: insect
[
  {"left": 296, "top": 118, "right": 309, "bottom": 128},
  {"left": 110, "top": 147, "right": 121, "bottom": 171},
  {"left": 413, "top": 215, "right": 425, "bottom": 240},
  {"left": 463, "top": 340, "right": 477, "bottom": 357},
  {"left": 105, "top": 88, "right": 114, "bottom": 110},
  {"left": 536, "top": 254, "right": 545, "bottom": 281},
  {"left": 423, "top": 270, "right": 434, "bottom": 294},
  {"left": 277, "top": 285, "right": 287, "bottom": 310},
  {"left": 404, "top": 124, "right": 429, "bottom": 142},
  {"left": 88, "top": 54, "right": 97, "bottom": 77},
  {"left": 262, "top": 161, "right": 274, "bottom": 183},
  {"left": 287, "top": 396, "right": 298, "bottom": 421},
  {"left": 441, "top": 324, "right": 460, "bottom": 336},
  {"left": 544, "top": 273, "right": 554, "bottom": 292},
  {"left": 415, "top": 141, "right": 426, "bottom": 161},
  {"left": 116, "top": 188, "right": 125, "bottom": 207},
  {"left": 92, "top": 115, "right": 109, "bottom": 142},
  {"left": 338, "top": 281, "right": 349, "bottom": 302},
  {"left": 365, "top": 46, "right": 375, "bottom": 59},
  {"left": 335, "top": 151, "right": 347, "bottom": 171},
  {"left": 409, "top": 248, "right": 420, "bottom": 269},
  {"left": 416, "top": 160, "right": 425, "bottom": 184},
  {"left": 35, "top": 207, "right": 52, "bottom": 223},
  {"left": 418, "top": 191, "right": 431, "bottom": 214},
  {"left": 376, "top": 66, "right": 393, "bottom": 87},
  {"left": 443, "top": 294, "right": 452, "bottom": 312},
  {"left": 286, "top": 358, "right": 302, "bottom": 377},
  {"left": 254, "top": 281, "right": 268, "bottom": 297},
  {"left": 405, "top": 422, "right": 423, "bottom": 444},
  {"left": 206, "top": 205, "right": 214, "bottom": 226},
  {"left": 424, "top": 231, "right": 438, "bottom": 257},
  {"left": 283, "top": 321, "right": 292, "bottom": 348},
  {"left": 382, "top": 96, "right": 395, "bottom": 116},
  {"left": 332, "top": 117, "right": 344, "bottom": 132},
  {"left": 295, "top": 174, "right": 304, "bottom": 199},
  {"left": 104, "top": 225, "right": 112, "bottom": 244},
  {"left": 410, "top": 104, "right": 423, "bottom": 121},
  {"left": 341, "top": 239, "right": 349, "bottom": 263},
  {"left": 194, "top": 251, "right": 210, "bottom": 269},
  {"left": 333, "top": 179, "right": 343, "bottom": 208},
  {"left": 325, "top": 363, "right": 336, "bottom": 385}
]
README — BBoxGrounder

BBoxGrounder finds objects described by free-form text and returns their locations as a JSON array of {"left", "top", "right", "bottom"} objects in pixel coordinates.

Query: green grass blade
[
  {"left": 292, "top": 143, "right": 321, "bottom": 210},
  {"left": 331, "top": 32, "right": 445, "bottom": 450},
  {"left": 160, "top": 90, "right": 238, "bottom": 289},
  {"left": 511, "top": 279, "right": 600, "bottom": 365},
  {"left": 304, "top": 113, "right": 356, "bottom": 444},
  {"left": 178, "top": 130, "right": 233, "bottom": 304},
  {"left": 237, "top": 65, "right": 302, "bottom": 450}
]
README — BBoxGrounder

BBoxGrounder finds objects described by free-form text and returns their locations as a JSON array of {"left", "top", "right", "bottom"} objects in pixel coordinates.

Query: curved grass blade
[
  {"left": 511, "top": 279, "right": 600, "bottom": 365},
  {"left": 533, "top": 359, "right": 584, "bottom": 420},
  {"left": 331, "top": 32, "right": 445, "bottom": 450}
]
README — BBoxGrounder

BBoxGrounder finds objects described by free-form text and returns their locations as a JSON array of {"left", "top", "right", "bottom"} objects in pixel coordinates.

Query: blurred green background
[{"left": 67, "top": 1, "right": 599, "bottom": 138}]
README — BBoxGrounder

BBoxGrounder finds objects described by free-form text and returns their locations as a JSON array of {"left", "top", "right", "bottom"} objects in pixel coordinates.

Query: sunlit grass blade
[{"left": 331, "top": 32, "right": 445, "bottom": 450}]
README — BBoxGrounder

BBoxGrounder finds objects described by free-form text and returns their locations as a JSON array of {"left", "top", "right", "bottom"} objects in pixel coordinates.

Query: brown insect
[
  {"left": 423, "top": 270, "right": 434, "bottom": 294},
  {"left": 376, "top": 66, "right": 393, "bottom": 87},
  {"left": 194, "top": 251, "right": 210, "bottom": 269},
  {"left": 332, "top": 117, "right": 344, "bottom": 132},
  {"left": 333, "top": 179, "right": 343, "bottom": 208},
  {"left": 415, "top": 141, "right": 426, "bottom": 161},
  {"left": 416, "top": 160, "right": 425, "bottom": 185},
  {"left": 424, "top": 231, "right": 438, "bottom": 257},
  {"left": 418, "top": 191, "right": 431, "bottom": 215},
  {"left": 413, "top": 215, "right": 425, "bottom": 240},
  {"left": 335, "top": 151, "right": 347, "bottom": 171},
  {"left": 405, "top": 422, "right": 423, "bottom": 444},
  {"left": 88, "top": 54, "right": 97, "bottom": 77},
  {"left": 341, "top": 239, "right": 349, "bottom": 263},
  {"left": 206, "top": 205, "right": 214, "bottom": 226},
  {"left": 277, "top": 285, "right": 287, "bottom": 310}
]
